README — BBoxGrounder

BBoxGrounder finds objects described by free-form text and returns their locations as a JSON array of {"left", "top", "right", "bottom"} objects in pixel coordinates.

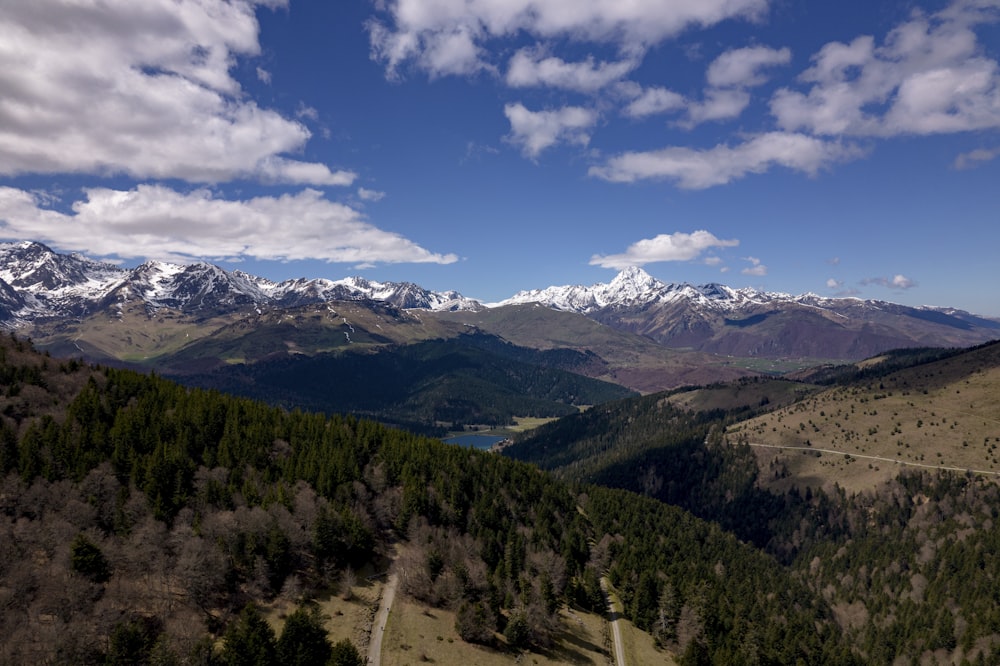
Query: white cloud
[
  {"left": 623, "top": 86, "right": 686, "bottom": 118},
  {"left": 953, "top": 146, "right": 1000, "bottom": 169},
  {"left": 707, "top": 45, "right": 792, "bottom": 88},
  {"left": 0, "top": 0, "right": 353, "bottom": 186},
  {"left": 682, "top": 89, "right": 752, "bottom": 126},
  {"left": 589, "top": 132, "right": 864, "bottom": 188},
  {"left": 590, "top": 230, "right": 739, "bottom": 269},
  {"left": 358, "top": 187, "right": 387, "bottom": 202},
  {"left": 772, "top": 2, "right": 1000, "bottom": 137},
  {"left": 741, "top": 256, "right": 767, "bottom": 276},
  {"left": 257, "top": 158, "right": 356, "bottom": 187},
  {"left": 826, "top": 278, "right": 842, "bottom": 289},
  {"left": 0, "top": 186, "right": 456, "bottom": 265},
  {"left": 861, "top": 274, "right": 918, "bottom": 290},
  {"left": 504, "top": 103, "right": 598, "bottom": 158},
  {"left": 256, "top": 66, "right": 272, "bottom": 84},
  {"left": 368, "top": 0, "right": 767, "bottom": 78},
  {"left": 506, "top": 48, "right": 636, "bottom": 92},
  {"left": 672, "top": 45, "right": 790, "bottom": 128}
]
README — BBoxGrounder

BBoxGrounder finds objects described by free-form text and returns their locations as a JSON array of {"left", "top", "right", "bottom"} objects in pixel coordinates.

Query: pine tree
[
  {"left": 276, "top": 605, "right": 332, "bottom": 666},
  {"left": 221, "top": 604, "right": 277, "bottom": 666}
]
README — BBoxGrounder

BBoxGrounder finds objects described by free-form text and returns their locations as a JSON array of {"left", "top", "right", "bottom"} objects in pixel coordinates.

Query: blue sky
[{"left": 0, "top": 0, "right": 998, "bottom": 315}]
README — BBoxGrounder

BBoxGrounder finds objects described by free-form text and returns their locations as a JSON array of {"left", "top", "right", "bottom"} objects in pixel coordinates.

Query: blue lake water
[{"left": 443, "top": 434, "right": 508, "bottom": 450}]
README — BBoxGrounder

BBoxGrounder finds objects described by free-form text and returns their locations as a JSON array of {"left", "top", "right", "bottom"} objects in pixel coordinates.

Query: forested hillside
[
  {"left": 172, "top": 333, "right": 635, "bottom": 435},
  {"left": 506, "top": 347, "right": 1000, "bottom": 664},
  {"left": 0, "top": 334, "right": 855, "bottom": 664}
]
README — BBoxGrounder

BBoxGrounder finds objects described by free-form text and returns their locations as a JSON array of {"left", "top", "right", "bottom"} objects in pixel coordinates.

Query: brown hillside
[{"left": 728, "top": 342, "right": 1000, "bottom": 494}]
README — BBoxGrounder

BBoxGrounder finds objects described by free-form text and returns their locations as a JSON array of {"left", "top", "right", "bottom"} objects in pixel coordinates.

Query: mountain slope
[
  {"left": 5, "top": 241, "right": 999, "bottom": 398},
  {"left": 502, "top": 341, "right": 1000, "bottom": 663},
  {"left": 0, "top": 241, "right": 481, "bottom": 329},
  {"left": 0, "top": 334, "right": 857, "bottom": 664},
  {"left": 729, "top": 339, "right": 1000, "bottom": 493},
  {"left": 501, "top": 266, "right": 1000, "bottom": 360},
  {"left": 429, "top": 303, "right": 759, "bottom": 392},
  {"left": 174, "top": 332, "right": 637, "bottom": 434}
]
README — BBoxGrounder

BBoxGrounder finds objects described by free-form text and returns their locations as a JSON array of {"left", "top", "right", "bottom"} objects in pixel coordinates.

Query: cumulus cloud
[
  {"left": 590, "top": 230, "right": 739, "bottom": 269},
  {"left": 506, "top": 48, "right": 637, "bottom": 92},
  {"left": 368, "top": 0, "right": 767, "bottom": 78},
  {"left": 504, "top": 103, "right": 598, "bottom": 158},
  {"left": 673, "top": 45, "right": 791, "bottom": 127},
  {"left": 707, "top": 45, "right": 792, "bottom": 88},
  {"left": 826, "top": 278, "right": 843, "bottom": 289},
  {"left": 589, "top": 132, "right": 864, "bottom": 188},
  {"left": 0, "top": 0, "right": 353, "bottom": 186},
  {"left": 682, "top": 89, "right": 752, "bottom": 126},
  {"left": 771, "top": 2, "right": 1000, "bottom": 137},
  {"left": 622, "top": 86, "right": 686, "bottom": 118},
  {"left": 861, "top": 274, "right": 918, "bottom": 290},
  {"left": 0, "top": 186, "right": 457, "bottom": 266},
  {"left": 741, "top": 256, "right": 768, "bottom": 276},
  {"left": 358, "top": 187, "right": 387, "bottom": 202},
  {"left": 953, "top": 146, "right": 1000, "bottom": 169}
]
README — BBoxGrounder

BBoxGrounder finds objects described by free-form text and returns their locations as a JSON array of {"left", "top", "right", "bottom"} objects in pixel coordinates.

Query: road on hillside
[
  {"left": 601, "top": 577, "right": 626, "bottom": 666},
  {"left": 367, "top": 571, "right": 399, "bottom": 666},
  {"left": 747, "top": 442, "right": 1000, "bottom": 477}
]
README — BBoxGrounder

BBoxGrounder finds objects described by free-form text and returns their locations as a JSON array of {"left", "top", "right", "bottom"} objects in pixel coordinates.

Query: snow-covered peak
[
  {"left": 498, "top": 268, "right": 768, "bottom": 313},
  {"left": 0, "top": 242, "right": 483, "bottom": 324},
  {"left": 606, "top": 266, "right": 663, "bottom": 298}
]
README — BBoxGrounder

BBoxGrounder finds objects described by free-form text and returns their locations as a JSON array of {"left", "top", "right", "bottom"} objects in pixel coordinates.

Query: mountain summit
[
  {"left": 0, "top": 242, "right": 482, "bottom": 325},
  {"left": 1, "top": 242, "right": 998, "bottom": 362},
  {"left": 500, "top": 267, "right": 766, "bottom": 313},
  {"left": 497, "top": 267, "right": 1000, "bottom": 359}
]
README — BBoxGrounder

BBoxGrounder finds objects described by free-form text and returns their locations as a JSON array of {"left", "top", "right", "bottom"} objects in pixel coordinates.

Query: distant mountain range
[
  {"left": 0, "top": 241, "right": 479, "bottom": 325},
  {"left": 2, "top": 241, "right": 998, "bottom": 368}
]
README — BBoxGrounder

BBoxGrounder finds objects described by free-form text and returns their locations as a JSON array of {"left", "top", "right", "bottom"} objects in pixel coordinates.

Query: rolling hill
[{"left": 0, "top": 333, "right": 858, "bottom": 665}]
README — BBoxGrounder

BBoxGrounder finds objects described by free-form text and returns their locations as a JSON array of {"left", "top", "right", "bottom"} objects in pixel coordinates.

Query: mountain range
[{"left": 2, "top": 241, "right": 998, "bottom": 375}]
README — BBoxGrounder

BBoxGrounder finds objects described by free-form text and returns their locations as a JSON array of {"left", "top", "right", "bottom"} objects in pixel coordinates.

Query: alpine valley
[
  {"left": 2, "top": 240, "right": 999, "bottom": 432},
  {"left": 4, "top": 240, "right": 999, "bottom": 379},
  {"left": 5, "top": 240, "right": 1000, "bottom": 664}
]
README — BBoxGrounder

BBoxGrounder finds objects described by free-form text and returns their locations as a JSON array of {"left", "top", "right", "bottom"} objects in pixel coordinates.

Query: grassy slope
[
  {"left": 430, "top": 304, "right": 758, "bottom": 393},
  {"left": 30, "top": 299, "right": 462, "bottom": 372},
  {"left": 728, "top": 340, "right": 1000, "bottom": 493}
]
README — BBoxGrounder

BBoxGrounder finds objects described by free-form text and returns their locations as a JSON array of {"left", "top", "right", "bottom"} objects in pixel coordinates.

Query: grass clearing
[
  {"left": 261, "top": 574, "right": 386, "bottom": 653},
  {"left": 729, "top": 349, "right": 1000, "bottom": 493},
  {"left": 381, "top": 598, "right": 615, "bottom": 666}
]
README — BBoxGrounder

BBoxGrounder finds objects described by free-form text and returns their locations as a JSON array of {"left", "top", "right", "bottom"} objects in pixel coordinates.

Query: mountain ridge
[{"left": 2, "top": 241, "right": 998, "bottom": 364}]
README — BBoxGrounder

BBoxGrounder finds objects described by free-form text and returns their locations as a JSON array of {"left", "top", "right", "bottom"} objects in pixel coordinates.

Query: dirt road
[
  {"left": 601, "top": 577, "right": 626, "bottom": 666},
  {"left": 367, "top": 572, "right": 399, "bottom": 666}
]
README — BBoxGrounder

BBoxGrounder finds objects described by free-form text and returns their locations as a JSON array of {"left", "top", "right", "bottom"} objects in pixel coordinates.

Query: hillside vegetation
[
  {"left": 730, "top": 340, "right": 1000, "bottom": 493},
  {"left": 431, "top": 303, "right": 760, "bottom": 393},
  {"left": 0, "top": 334, "right": 854, "bottom": 664},
  {"left": 506, "top": 340, "right": 1000, "bottom": 663},
  {"left": 173, "top": 332, "right": 636, "bottom": 435}
]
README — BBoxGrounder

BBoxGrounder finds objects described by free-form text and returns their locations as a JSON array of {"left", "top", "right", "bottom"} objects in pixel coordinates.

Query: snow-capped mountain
[
  {"left": 499, "top": 265, "right": 773, "bottom": 313},
  {"left": 497, "top": 266, "right": 1000, "bottom": 359},
  {"left": 0, "top": 241, "right": 482, "bottom": 326},
  {"left": 2, "top": 241, "right": 998, "bottom": 362}
]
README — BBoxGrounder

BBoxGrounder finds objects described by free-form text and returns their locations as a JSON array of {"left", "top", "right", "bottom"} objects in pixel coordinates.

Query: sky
[{"left": 0, "top": 0, "right": 998, "bottom": 315}]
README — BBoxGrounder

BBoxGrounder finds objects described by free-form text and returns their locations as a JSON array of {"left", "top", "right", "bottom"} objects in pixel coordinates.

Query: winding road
[
  {"left": 367, "top": 572, "right": 399, "bottom": 666},
  {"left": 601, "top": 577, "right": 626, "bottom": 666},
  {"left": 748, "top": 441, "right": 1000, "bottom": 477}
]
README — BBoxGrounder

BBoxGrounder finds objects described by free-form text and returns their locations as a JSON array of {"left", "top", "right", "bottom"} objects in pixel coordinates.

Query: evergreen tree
[
  {"left": 276, "top": 605, "right": 332, "bottom": 666},
  {"left": 328, "top": 639, "right": 363, "bottom": 666},
  {"left": 221, "top": 604, "right": 277, "bottom": 666},
  {"left": 70, "top": 532, "right": 110, "bottom": 583}
]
